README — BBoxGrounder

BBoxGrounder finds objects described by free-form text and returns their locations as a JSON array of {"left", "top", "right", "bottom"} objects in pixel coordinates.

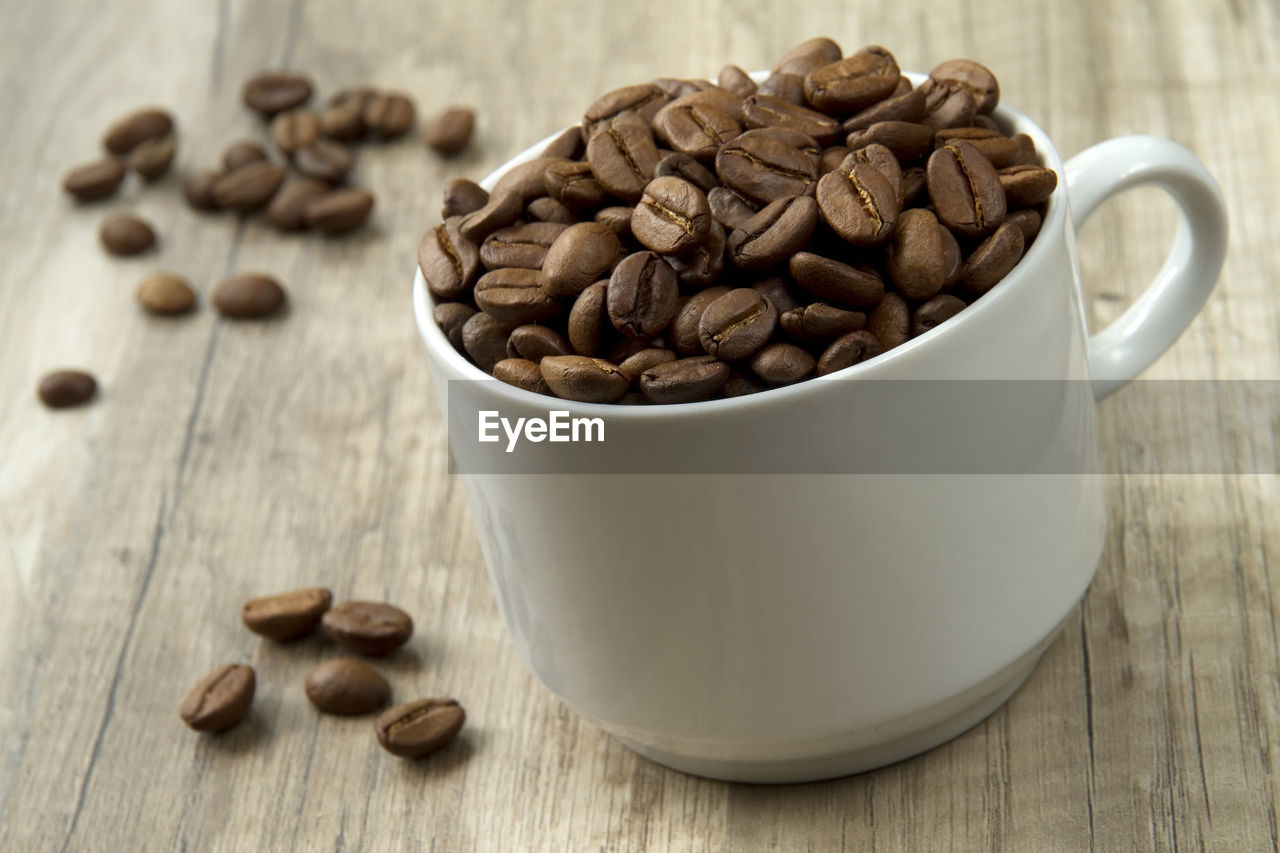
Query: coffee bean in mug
[
  {"left": 462, "top": 312, "right": 513, "bottom": 373},
  {"left": 420, "top": 217, "right": 482, "bottom": 300},
  {"left": 213, "top": 273, "right": 287, "bottom": 319},
  {"left": 304, "top": 187, "right": 375, "bottom": 234},
  {"left": 99, "top": 213, "right": 156, "bottom": 256},
  {"left": 243, "top": 70, "right": 313, "bottom": 117},
  {"left": 425, "top": 106, "right": 475, "bottom": 156},
  {"left": 375, "top": 698, "right": 466, "bottom": 759},
  {"left": 639, "top": 355, "right": 730, "bottom": 404},
  {"left": 542, "top": 222, "right": 621, "bottom": 298},
  {"left": 815, "top": 329, "right": 884, "bottom": 375},
  {"left": 129, "top": 136, "right": 177, "bottom": 181},
  {"left": 305, "top": 659, "right": 391, "bottom": 715},
  {"left": 474, "top": 268, "right": 561, "bottom": 325},
  {"left": 103, "top": 107, "right": 174, "bottom": 155},
  {"left": 322, "top": 601, "right": 414, "bottom": 656},
  {"left": 37, "top": 370, "right": 97, "bottom": 409},
  {"left": 136, "top": 272, "right": 197, "bottom": 315},
  {"left": 179, "top": 664, "right": 255, "bottom": 733},
  {"left": 63, "top": 158, "right": 126, "bottom": 202},
  {"left": 631, "top": 177, "right": 711, "bottom": 256},
  {"left": 912, "top": 294, "right": 967, "bottom": 336},
  {"left": 607, "top": 251, "right": 680, "bottom": 339},
  {"left": 698, "top": 288, "right": 779, "bottom": 361},
  {"left": 493, "top": 358, "right": 552, "bottom": 394},
  {"left": 539, "top": 355, "right": 630, "bottom": 403},
  {"left": 435, "top": 302, "right": 476, "bottom": 353},
  {"left": 241, "top": 586, "right": 333, "bottom": 640}
]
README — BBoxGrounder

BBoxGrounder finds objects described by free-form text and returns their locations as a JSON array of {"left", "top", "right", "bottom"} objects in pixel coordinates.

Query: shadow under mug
[{"left": 412, "top": 71, "right": 1228, "bottom": 782}]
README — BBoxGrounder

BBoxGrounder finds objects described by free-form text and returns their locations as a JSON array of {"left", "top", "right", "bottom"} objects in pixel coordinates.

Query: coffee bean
[
  {"left": 541, "top": 125, "right": 585, "bottom": 159},
  {"left": 211, "top": 161, "right": 287, "bottom": 212},
  {"left": 751, "top": 342, "right": 815, "bottom": 385},
  {"left": 266, "top": 178, "right": 330, "bottom": 231},
  {"left": 789, "top": 251, "right": 884, "bottom": 307},
  {"left": 294, "top": 139, "right": 354, "bottom": 184},
  {"left": 461, "top": 311, "right": 512, "bottom": 372},
  {"left": 913, "top": 294, "right": 967, "bottom": 336},
  {"left": 607, "top": 251, "right": 680, "bottom": 339},
  {"left": 742, "top": 94, "right": 841, "bottom": 146},
  {"left": 804, "top": 46, "right": 900, "bottom": 114},
  {"left": 779, "top": 302, "right": 866, "bottom": 342},
  {"left": 774, "top": 37, "right": 844, "bottom": 74},
  {"left": 668, "top": 220, "right": 726, "bottom": 286},
  {"left": 303, "top": 187, "right": 375, "bottom": 234},
  {"left": 815, "top": 330, "right": 884, "bottom": 375},
  {"left": 715, "top": 130, "right": 818, "bottom": 205},
  {"left": 815, "top": 152, "right": 898, "bottom": 246},
  {"left": 136, "top": 272, "right": 197, "bottom": 315},
  {"left": 213, "top": 273, "right": 287, "bottom": 319},
  {"left": 852, "top": 143, "right": 904, "bottom": 206},
  {"left": 567, "top": 281, "right": 609, "bottom": 356},
  {"left": 698, "top": 287, "right": 778, "bottom": 360},
  {"left": 1012, "top": 133, "right": 1038, "bottom": 166},
  {"left": 435, "top": 302, "right": 476, "bottom": 353},
  {"left": 639, "top": 355, "right": 730, "bottom": 403},
  {"left": 419, "top": 217, "right": 481, "bottom": 299},
  {"left": 480, "top": 222, "right": 569, "bottom": 270},
  {"left": 594, "top": 205, "right": 634, "bottom": 236},
  {"left": 507, "top": 324, "right": 573, "bottom": 361},
  {"left": 756, "top": 71, "right": 805, "bottom": 105},
  {"left": 184, "top": 169, "right": 221, "bottom": 210},
  {"left": 655, "top": 152, "right": 719, "bottom": 193},
  {"left": 901, "top": 166, "right": 927, "bottom": 207},
  {"left": 243, "top": 70, "right": 313, "bottom": 117},
  {"left": 322, "top": 601, "right": 414, "bottom": 657},
  {"left": 63, "top": 158, "right": 126, "bottom": 202},
  {"left": 926, "top": 140, "right": 1005, "bottom": 237},
  {"left": 618, "top": 348, "right": 676, "bottom": 384},
  {"left": 425, "top": 106, "right": 474, "bottom": 155},
  {"left": 365, "top": 92, "right": 416, "bottom": 139},
  {"left": 493, "top": 358, "right": 552, "bottom": 395},
  {"left": 321, "top": 89, "right": 370, "bottom": 141},
  {"left": 846, "top": 121, "right": 933, "bottom": 165},
  {"left": 375, "top": 698, "right": 466, "bottom": 759},
  {"left": 529, "top": 197, "right": 577, "bottom": 224},
  {"left": 718, "top": 64, "right": 758, "bottom": 96},
  {"left": 820, "top": 145, "right": 848, "bottom": 173},
  {"left": 544, "top": 161, "right": 607, "bottom": 213},
  {"left": 929, "top": 59, "right": 1000, "bottom": 114},
  {"left": 222, "top": 140, "right": 268, "bottom": 171},
  {"left": 653, "top": 77, "right": 715, "bottom": 99},
  {"left": 867, "top": 292, "right": 910, "bottom": 350},
  {"left": 37, "top": 370, "right": 97, "bottom": 408},
  {"left": 493, "top": 156, "right": 571, "bottom": 204},
  {"left": 652, "top": 100, "right": 740, "bottom": 162},
  {"left": 842, "top": 88, "right": 926, "bottom": 133},
  {"left": 129, "top": 136, "right": 176, "bottom": 181},
  {"left": 102, "top": 107, "right": 174, "bottom": 155},
  {"left": 727, "top": 194, "right": 818, "bottom": 272},
  {"left": 632, "top": 177, "right": 712, "bottom": 256},
  {"left": 919, "top": 79, "right": 977, "bottom": 131},
  {"left": 959, "top": 222, "right": 1025, "bottom": 294},
  {"left": 241, "top": 586, "right": 333, "bottom": 640},
  {"left": 1005, "top": 208, "right": 1042, "bottom": 244},
  {"left": 305, "top": 659, "right": 390, "bottom": 715},
  {"left": 669, "top": 285, "right": 729, "bottom": 356},
  {"left": 934, "top": 126, "right": 1022, "bottom": 169},
  {"left": 974, "top": 115, "right": 1001, "bottom": 132},
  {"left": 723, "top": 371, "right": 767, "bottom": 397},
  {"left": 581, "top": 83, "right": 669, "bottom": 141},
  {"left": 585, "top": 113, "right": 661, "bottom": 203},
  {"left": 271, "top": 108, "right": 320, "bottom": 155},
  {"left": 542, "top": 222, "right": 621, "bottom": 298},
  {"left": 459, "top": 191, "right": 523, "bottom": 243},
  {"left": 707, "top": 186, "right": 758, "bottom": 231},
  {"left": 99, "top": 213, "right": 156, "bottom": 256},
  {"left": 179, "top": 664, "right": 255, "bottom": 732},
  {"left": 885, "top": 208, "right": 962, "bottom": 300},
  {"left": 474, "top": 268, "right": 561, "bottom": 325},
  {"left": 540, "top": 355, "right": 630, "bottom": 403},
  {"left": 751, "top": 277, "right": 803, "bottom": 314},
  {"left": 999, "top": 164, "right": 1058, "bottom": 207}
]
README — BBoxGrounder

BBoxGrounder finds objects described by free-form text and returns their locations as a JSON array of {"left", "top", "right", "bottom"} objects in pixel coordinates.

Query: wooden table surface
[{"left": 2, "top": 0, "right": 1277, "bottom": 850}]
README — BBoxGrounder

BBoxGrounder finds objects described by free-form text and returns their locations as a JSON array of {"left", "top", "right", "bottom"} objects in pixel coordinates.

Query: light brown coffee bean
[
  {"left": 419, "top": 217, "right": 481, "bottom": 299},
  {"left": 789, "top": 251, "right": 885, "bottom": 308},
  {"left": 913, "top": 294, "right": 967, "bottom": 336},
  {"left": 959, "top": 222, "right": 1025, "bottom": 294},
  {"left": 727, "top": 194, "right": 819, "bottom": 272},
  {"left": 779, "top": 302, "right": 866, "bottom": 342},
  {"left": 365, "top": 92, "right": 416, "bottom": 139},
  {"left": 243, "top": 70, "right": 313, "bottom": 117},
  {"left": 926, "top": 141, "right": 1006, "bottom": 238},
  {"left": 670, "top": 285, "right": 730, "bottom": 356},
  {"left": 867, "top": 293, "right": 911, "bottom": 350},
  {"left": 608, "top": 251, "right": 680, "bottom": 339},
  {"left": 742, "top": 93, "right": 841, "bottom": 146},
  {"left": 567, "top": 281, "right": 610, "bottom": 356},
  {"left": 37, "top": 370, "right": 97, "bottom": 408},
  {"left": 303, "top": 187, "right": 375, "bottom": 234},
  {"left": 213, "top": 272, "right": 287, "bottom": 319},
  {"left": 815, "top": 330, "right": 884, "bottom": 375},
  {"left": 544, "top": 160, "right": 607, "bottom": 213},
  {"left": 212, "top": 161, "right": 287, "bottom": 212},
  {"left": 999, "top": 164, "right": 1058, "bottom": 207},
  {"left": 241, "top": 586, "right": 333, "bottom": 640},
  {"left": 842, "top": 88, "right": 927, "bottom": 134},
  {"left": 99, "top": 213, "right": 156, "bottom": 256},
  {"left": 632, "top": 177, "right": 712, "bottom": 256},
  {"left": 507, "top": 325, "right": 573, "bottom": 361},
  {"left": 929, "top": 59, "right": 1000, "bottom": 114},
  {"left": 815, "top": 152, "right": 898, "bottom": 246},
  {"left": 718, "top": 64, "right": 758, "bottom": 96},
  {"left": 459, "top": 190, "right": 523, "bottom": 243},
  {"left": 321, "top": 88, "right": 371, "bottom": 141},
  {"left": 442, "top": 178, "right": 489, "bottom": 219},
  {"left": 885, "top": 208, "right": 962, "bottom": 300},
  {"left": 271, "top": 108, "right": 319, "bottom": 155},
  {"left": 305, "top": 659, "right": 390, "bottom": 715},
  {"left": 294, "top": 139, "right": 354, "bottom": 184},
  {"left": 323, "top": 601, "right": 414, "bottom": 657},
  {"left": 919, "top": 79, "right": 978, "bottom": 131},
  {"left": 375, "top": 698, "right": 466, "bottom": 759},
  {"left": 542, "top": 222, "right": 621, "bottom": 299},
  {"left": 639, "top": 355, "right": 730, "bottom": 403},
  {"left": 652, "top": 100, "right": 740, "bottom": 162},
  {"left": 179, "top": 664, "right": 255, "bottom": 732},
  {"left": 698, "top": 288, "right": 778, "bottom": 361},
  {"left": 266, "top": 178, "right": 330, "bottom": 231},
  {"left": 435, "top": 302, "right": 476, "bottom": 353},
  {"left": 934, "top": 126, "right": 1022, "bottom": 169},
  {"left": 424, "top": 106, "right": 474, "bottom": 155},
  {"left": 758, "top": 72, "right": 807, "bottom": 105},
  {"left": 585, "top": 113, "right": 661, "bottom": 203},
  {"left": 493, "top": 358, "right": 552, "bottom": 395},
  {"left": 136, "top": 272, "right": 196, "bottom": 315},
  {"left": 129, "top": 136, "right": 176, "bottom": 181},
  {"left": 222, "top": 140, "right": 268, "bottom": 171},
  {"left": 774, "top": 36, "right": 843, "bottom": 73},
  {"left": 461, "top": 311, "right": 512, "bottom": 372},
  {"left": 541, "top": 125, "right": 585, "bottom": 159},
  {"left": 493, "top": 156, "right": 572, "bottom": 204},
  {"left": 750, "top": 342, "right": 815, "bottom": 385},
  {"left": 480, "top": 222, "right": 568, "bottom": 270},
  {"left": 1005, "top": 208, "right": 1043, "bottom": 244},
  {"left": 715, "top": 130, "right": 818, "bottom": 206},
  {"left": 63, "top": 158, "right": 126, "bottom": 202},
  {"left": 540, "top": 355, "right": 630, "bottom": 403},
  {"left": 846, "top": 121, "right": 933, "bottom": 165},
  {"left": 581, "top": 83, "right": 670, "bottom": 141},
  {"left": 804, "top": 46, "right": 900, "bottom": 114},
  {"left": 618, "top": 348, "right": 676, "bottom": 384},
  {"left": 184, "top": 169, "right": 221, "bottom": 210},
  {"left": 103, "top": 107, "right": 174, "bottom": 155},
  {"left": 475, "top": 268, "right": 561, "bottom": 325}
]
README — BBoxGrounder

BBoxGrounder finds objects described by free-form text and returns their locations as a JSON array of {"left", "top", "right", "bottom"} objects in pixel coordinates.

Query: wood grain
[{"left": 1, "top": 0, "right": 1277, "bottom": 850}]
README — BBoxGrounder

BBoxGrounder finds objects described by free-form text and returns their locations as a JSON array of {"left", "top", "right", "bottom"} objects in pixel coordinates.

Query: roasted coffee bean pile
[
  {"left": 179, "top": 586, "right": 466, "bottom": 761},
  {"left": 424, "top": 40, "right": 1057, "bottom": 404}
]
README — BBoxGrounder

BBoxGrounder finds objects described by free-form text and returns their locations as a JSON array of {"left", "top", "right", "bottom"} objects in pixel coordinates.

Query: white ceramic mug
[{"left": 412, "top": 73, "right": 1227, "bottom": 782}]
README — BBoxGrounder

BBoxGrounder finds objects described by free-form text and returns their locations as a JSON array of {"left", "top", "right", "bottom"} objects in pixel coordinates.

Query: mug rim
[{"left": 413, "top": 69, "right": 1068, "bottom": 418}]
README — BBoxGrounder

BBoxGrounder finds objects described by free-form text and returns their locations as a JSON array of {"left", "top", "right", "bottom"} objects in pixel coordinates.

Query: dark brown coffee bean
[
  {"left": 668, "top": 220, "right": 726, "bottom": 287},
  {"left": 222, "top": 140, "right": 268, "bottom": 171},
  {"left": 815, "top": 330, "right": 884, "bottom": 375},
  {"left": 707, "top": 187, "right": 757, "bottom": 231},
  {"left": 934, "top": 126, "right": 1022, "bottom": 169},
  {"left": 1012, "top": 133, "right": 1039, "bottom": 166},
  {"left": 1005, "top": 208, "right": 1043, "bottom": 244},
  {"left": 542, "top": 222, "right": 621, "bottom": 298},
  {"left": 103, "top": 107, "right": 174, "bottom": 155},
  {"left": 528, "top": 197, "right": 577, "bottom": 224},
  {"left": 241, "top": 587, "right": 332, "bottom": 640},
  {"left": 652, "top": 100, "right": 740, "bottom": 162},
  {"left": 715, "top": 130, "right": 818, "bottom": 206},
  {"left": 305, "top": 659, "right": 390, "bottom": 715},
  {"left": 99, "top": 213, "right": 156, "bottom": 256},
  {"left": 618, "top": 348, "right": 676, "bottom": 384},
  {"left": 751, "top": 277, "right": 802, "bottom": 314},
  {"left": 718, "top": 64, "right": 758, "bottom": 96},
  {"left": 632, "top": 177, "right": 711, "bottom": 256},
  {"left": 304, "top": 187, "right": 374, "bottom": 234},
  {"left": 459, "top": 191, "right": 523, "bottom": 243},
  {"left": 608, "top": 251, "right": 680, "bottom": 339},
  {"left": 779, "top": 302, "right": 866, "bottom": 342},
  {"left": 929, "top": 59, "right": 1000, "bottom": 114},
  {"left": 480, "top": 222, "right": 568, "bottom": 270},
  {"left": 435, "top": 302, "right": 476, "bottom": 352},
  {"left": 804, "top": 47, "right": 900, "bottom": 114},
  {"left": 919, "top": 79, "right": 977, "bottom": 131},
  {"left": 213, "top": 273, "right": 287, "bottom": 319},
  {"left": 885, "top": 208, "right": 962, "bottom": 300},
  {"left": 63, "top": 158, "right": 126, "bottom": 202},
  {"left": 960, "top": 222, "right": 1025, "bottom": 294},
  {"left": 129, "top": 136, "right": 176, "bottom": 181},
  {"left": 842, "top": 88, "right": 927, "bottom": 133},
  {"left": 639, "top": 355, "right": 730, "bottom": 403},
  {"left": 493, "top": 156, "right": 571, "bottom": 204},
  {"left": 461, "top": 311, "right": 512, "bottom": 371},
  {"left": 789, "top": 251, "right": 884, "bottom": 308},
  {"left": 507, "top": 325, "right": 573, "bottom": 361},
  {"left": 541, "top": 125, "right": 585, "bottom": 159},
  {"left": 670, "top": 285, "right": 730, "bottom": 356},
  {"left": 655, "top": 152, "right": 719, "bottom": 193},
  {"left": 321, "top": 89, "right": 371, "bottom": 140},
  {"left": 846, "top": 121, "right": 933, "bottom": 165},
  {"left": 605, "top": 333, "right": 660, "bottom": 367},
  {"left": 758, "top": 72, "right": 807, "bottom": 105},
  {"left": 586, "top": 114, "right": 661, "bottom": 203},
  {"left": 37, "top": 370, "right": 97, "bottom": 408},
  {"left": 540, "top": 355, "right": 629, "bottom": 403},
  {"left": 593, "top": 206, "right": 633, "bottom": 236},
  {"left": 271, "top": 108, "right": 319, "bottom": 155},
  {"left": 425, "top": 106, "right": 474, "bottom": 155},
  {"left": 493, "top": 358, "right": 552, "bottom": 395},
  {"left": 375, "top": 698, "right": 466, "bottom": 759},
  {"left": 867, "top": 293, "right": 910, "bottom": 350},
  {"left": 567, "top": 281, "right": 609, "bottom": 356},
  {"left": 913, "top": 294, "right": 967, "bottom": 336},
  {"left": 974, "top": 115, "right": 1000, "bottom": 132},
  {"left": 727, "top": 194, "right": 818, "bottom": 272},
  {"left": 212, "top": 161, "right": 286, "bottom": 212},
  {"left": 582, "top": 83, "right": 669, "bottom": 141},
  {"left": 180, "top": 664, "right": 255, "bottom": 733},
  {"left": 475, "top": 268, "right": 561, "bottom": 325},
  {"left": 927, "top": 141, "right": 1006, "bottom": 238},
  {"left": 723, "top": 371, "right": 767, "bottom": 397},
  {"left": 774, "top": 37, "right": 843, "bottom": 73},
  {"left": 184, "top": 169, "right": 220, "bottom": 210},
  {"left": 294, "top": 139, "right": 354, "bottom": 184},
  {"left": 819, "top": 145, "right": 848, "bottom": 174},
  {"left": 851, "top": 143, "right": 903, "bottom": 201},
  {"left": 999, "top": 164, "right": 1058, "bottom": 208},
  {"left": 816, "top": 153, "right": 898, "bottom": 246},
  {"left": 136, "top": 272, "right": 196, "bottom": 315},
  {"left": 322, "top": 601, "right": 414, "bottom": 657},
  {"left": 364, "top": 92, "right": 416, "bottom": 139},
  {"left": 420, "top": 217, "right": 481, "bottom": 299},
  {"left": 750, "top": 342, "right": 815, "bottom": 385},
  {"left": 902, "top": 166, "right": 927, "bottom": 207},
  {"left": 544, "top": 160, "right": 607, "bottom": 213},
  {"left": 243, "top": 71, "right": 313, "bottom": 117},
  {"left": 266, "top": 178, "right": 330, "bottom": 231},
  {"left": 742, "top": 94, "right": 841, "bottom": 146},
  {"left": 699, "top": 288, "right": 778, "bottom": 360}
]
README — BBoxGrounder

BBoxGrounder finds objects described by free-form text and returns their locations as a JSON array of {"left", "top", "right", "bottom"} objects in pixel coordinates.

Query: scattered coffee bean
[
  {"left": 322, "top": 601, "right": 414, "bottom": 657},
  {"left": 934, "top": 126, "right": 1022, "bottom": 169},
  {"left": 212, "top": 161, "right": 287, "bottom": 212},
  {"left": 919, "top": 78, "right": 978, "bottom": 131},
  {"left": 103, "top": 107, "right": 174, "bottom": 155},
  {"left": 184, "top": 169, "right": 221, "bottom": 210},
  {"left": 321, "top": 88, "right": 373, "bottom": 140},
  {"left": 639, "top": 355, "right": 730, "bottom": 403},
  {"left": 136, "top": 272, "right": 197, "bottom": 315},
  {"left": 37, "top": 370, "right": 97, "bottom": 408},
  {"left": 442, "top": 178, "right": 490, "bottom": 219},
  {"left": 305, "top": 659, "right": 391, "bottom": 715},
  {"left": 241, "top": 586, "right": 333, "bottom": 640},
  {"left": 758, "top": 72, "right": 807, "bottom": 105},
  {"left": 375, "top": 698, "right": 466, "bottom": 759},
  {"left": 493, "top": 358, "right": 552, "bottom": 394},
  {"left": 222, "top": 140, "right": 268, "bottom": 171},
  {"left": 846, "top": 120, "right": 933, "bottom": 165},
  {"left": 304, "top": 187, "right": 375, "bottom": 234},
  {"left": 425, "top": 106, "right": 474, "bottom": 155},
  {"left": 63, "top": 158, "right": 126, "bottom": 202},
  {"left": 751, "top": 276, "right": 802, "bottom": 314},
  {"left": 1005, "top": 208, "right": 1042, "bottom": 244},
  {"left": 842, "top": 88, "right": 926, "bottom": 133},
  {"left": 99, "top": 213, "right": 156, "bottom": 256},
  {"left": 213, "top": 272, "right": 287, "bottom": 319},
  {"left": 271, "top": 108, "right": 320, "bottom": 155},
  {"left": 179, "top": 664, "right": 255, "bottom": 732},
  {"left": 243, "top": 70, "right": 313, "bottom": 117},
  {"left": 294, "top": 139, "right": 354, "bottom": 184},
  {"left": 593, "top": 205, "right": 634, "bottom": 236},
  {"left": 669, "top": 220, "right": 727, "bottom": 287},
  {"left": 365, "top": 92, "right": 416, "bottom": 139},
  {"left": 267, "top": 178, "right": 331, "bottom": 231},
  {"left": 539, "top": 355, "right": 630, "bottom": 403},
  {"left": 129, "top": 136, "right": 177, "bottom": 181}
]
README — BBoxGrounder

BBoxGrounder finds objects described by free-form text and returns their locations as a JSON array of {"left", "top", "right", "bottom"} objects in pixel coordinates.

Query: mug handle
[{"left": 1064, "top": 136, "right": 1228, "bottom": 400}]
